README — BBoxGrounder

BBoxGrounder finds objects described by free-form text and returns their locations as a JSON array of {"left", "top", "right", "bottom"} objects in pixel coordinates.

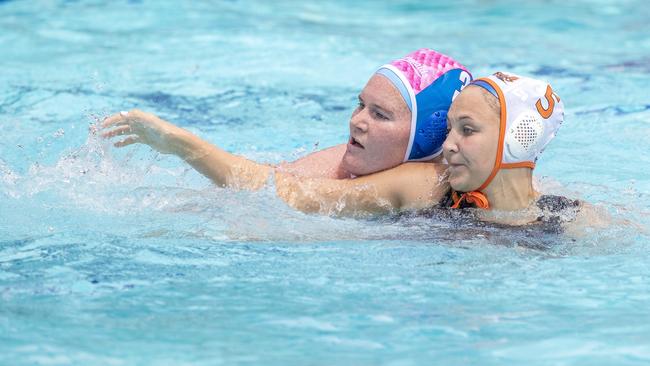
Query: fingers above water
[
  {"left": 101, "top": 109, "right": 146, "bottom": 129},
  {"left": 101, "top": 113, "right": 130, "bottom": 129},
  {"left": 113, "top": 136, "right": 140, "bottom": 148},
  {"left": 101, "top": 125, "right": 132, "bottom": 139}
]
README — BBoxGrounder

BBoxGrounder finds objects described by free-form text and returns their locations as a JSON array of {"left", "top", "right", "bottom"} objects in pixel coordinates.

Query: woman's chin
[
  {"left": 449, "top": 175, "right": 470, "bottom": 192},
  {"left": 340, "top": 156, "right": 364, "bottom": 176},
  {"left": 344, "top": 159, "right": 394, "bottom": 177},
  {"left": 341, "top": 154, "right": 401, "bottom": 177}
]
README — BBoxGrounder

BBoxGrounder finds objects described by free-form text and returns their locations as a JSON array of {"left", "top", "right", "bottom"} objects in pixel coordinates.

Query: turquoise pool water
[{"left": 2, "top": 0, "right": 650, "bottom": 364}]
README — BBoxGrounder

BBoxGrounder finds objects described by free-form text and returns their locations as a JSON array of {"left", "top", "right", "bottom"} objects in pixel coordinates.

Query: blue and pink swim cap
[{"left": 375, "top": 49, "right": 472, "bottom": 161}]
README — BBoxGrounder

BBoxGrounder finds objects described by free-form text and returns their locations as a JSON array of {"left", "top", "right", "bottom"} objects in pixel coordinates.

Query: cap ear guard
[
  {"left": 504, "top": 112, "right": 545, "bottom": 163},
  {"left": 409, "top": 110, "right": 447, "bottom": 160}
]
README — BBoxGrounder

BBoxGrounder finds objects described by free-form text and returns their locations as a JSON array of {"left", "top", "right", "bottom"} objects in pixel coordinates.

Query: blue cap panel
[{"left": 408, "top": 68, "right": 472, "bottom": 160}]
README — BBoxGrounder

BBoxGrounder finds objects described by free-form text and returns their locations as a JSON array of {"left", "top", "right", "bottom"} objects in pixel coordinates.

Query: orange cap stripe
[
  {"left": 501, "top": 161, "right": 536, "bottom": 169},
  {"left": 476, "top": 77, "right": 507, "bottom": 192}
]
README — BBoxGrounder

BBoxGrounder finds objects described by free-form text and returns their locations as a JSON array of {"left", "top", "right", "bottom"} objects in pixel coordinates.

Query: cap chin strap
[
  {"left": 451, "top": 191, "right": 489, "bottom": 209},
  {"left": 451, "top": 160, "right": 497, "bottom": 210}
]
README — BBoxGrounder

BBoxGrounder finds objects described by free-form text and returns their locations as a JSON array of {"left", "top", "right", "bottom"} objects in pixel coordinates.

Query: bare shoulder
[{"left": 278, "top": 144, "right": 347, "bottom": 179}]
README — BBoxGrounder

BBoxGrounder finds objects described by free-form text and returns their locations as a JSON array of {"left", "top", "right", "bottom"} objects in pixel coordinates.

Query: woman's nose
[
  {"left": 350, "top": 109, "right": 369, "bottom": 133},
  {"left": 442, "top": 131, "right": 458, "bottom": 154}
]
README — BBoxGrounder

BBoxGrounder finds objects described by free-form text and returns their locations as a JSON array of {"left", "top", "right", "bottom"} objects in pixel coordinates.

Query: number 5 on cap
[{"left": 536, "top": 85, "right": 560, "bottom": 119}]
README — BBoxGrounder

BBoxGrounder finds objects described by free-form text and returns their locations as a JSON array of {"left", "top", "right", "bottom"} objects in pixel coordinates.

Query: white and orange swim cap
[{"left": 452, "top": 72, "right": 565, "bottom": 209}]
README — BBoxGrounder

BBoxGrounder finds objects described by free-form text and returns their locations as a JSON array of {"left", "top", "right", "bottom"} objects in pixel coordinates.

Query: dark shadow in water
[
  {"left": 128, "top": 86, "right": 355, "bottom": 128},
  {"left": 575, "top": 104, "right": 650, "bottom": 117},
  {"left": 1, "top": 82, "right": 354, "bottom": 129},
  {"left": 607, "top": 58, "right": 650, "bottom": 73},
  {"left": 531, "top": 65, "right": 591, "bottom": 82}
]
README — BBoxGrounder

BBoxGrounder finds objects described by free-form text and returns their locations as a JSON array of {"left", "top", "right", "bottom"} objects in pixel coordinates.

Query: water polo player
[
  {"left": 281, "top": 48, "right": 472, "bottom": 179},
  {"left": 439, "top": 71, "right": 581, "bottom": 226}
]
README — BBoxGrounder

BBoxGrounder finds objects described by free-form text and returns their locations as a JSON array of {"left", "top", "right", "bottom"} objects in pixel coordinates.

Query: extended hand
[{"left": 101, "top": 109, "right": 182, "bottom": 155}]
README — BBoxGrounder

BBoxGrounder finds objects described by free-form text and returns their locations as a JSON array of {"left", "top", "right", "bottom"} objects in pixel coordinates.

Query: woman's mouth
[
  {"left": 349, "top": 136, "right": 364, "bottom": 149},
  {"left": 447, "top": 163, "right": 466, "bottom": 174}
]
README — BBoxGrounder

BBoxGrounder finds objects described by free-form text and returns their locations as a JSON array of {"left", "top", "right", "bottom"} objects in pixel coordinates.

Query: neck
[{"left": 482, "top": 168, "right": 536, "bottom": 211}]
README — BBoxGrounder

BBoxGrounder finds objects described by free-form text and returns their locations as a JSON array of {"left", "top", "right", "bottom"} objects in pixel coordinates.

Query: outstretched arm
[
  {"left": 102, "top": 110, "right": 270, "bottom": 189},
  {"left": 102, "top": 110, "right": 449, "bottom": 215}
]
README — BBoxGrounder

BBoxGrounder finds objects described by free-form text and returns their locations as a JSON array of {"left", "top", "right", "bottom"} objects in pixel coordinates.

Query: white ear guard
[{"left": 505, "top": 112, "right": 545, "bottom": 163}]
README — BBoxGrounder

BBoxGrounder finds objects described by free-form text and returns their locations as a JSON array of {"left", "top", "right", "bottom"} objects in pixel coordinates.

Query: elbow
[{"left": 275, "top": 179, "right": 321, "bottom": 213}]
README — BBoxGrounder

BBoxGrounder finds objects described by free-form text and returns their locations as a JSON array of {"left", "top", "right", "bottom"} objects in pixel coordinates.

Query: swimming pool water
[{"left": 2, "top": 0, "right": 650, "bottom": 364}]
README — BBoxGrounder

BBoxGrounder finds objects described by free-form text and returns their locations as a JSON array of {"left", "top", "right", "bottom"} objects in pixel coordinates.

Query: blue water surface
[{"left": 1, "top": 0, "right": 650, "bottom": 365}]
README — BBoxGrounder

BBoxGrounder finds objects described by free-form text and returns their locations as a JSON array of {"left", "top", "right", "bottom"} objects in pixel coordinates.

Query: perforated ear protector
[{"left": 505, "top": 112, "right": 545, "bottom": 163}]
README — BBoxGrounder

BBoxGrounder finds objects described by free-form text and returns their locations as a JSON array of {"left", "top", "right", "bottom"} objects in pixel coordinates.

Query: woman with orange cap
[{"left": 439, "top": 71, "right": 580, "bottom": 226}]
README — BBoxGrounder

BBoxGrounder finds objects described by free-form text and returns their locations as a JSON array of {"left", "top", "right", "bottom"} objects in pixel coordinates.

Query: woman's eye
[
  {"left": 374, "top": 111, "right": 388, "bottom": 120},
  {"left": 357, "top": 101, "right": 365, "bottom": 109},
  {"left": 462, "top": 126, "right": 474, "bottom": 135}
]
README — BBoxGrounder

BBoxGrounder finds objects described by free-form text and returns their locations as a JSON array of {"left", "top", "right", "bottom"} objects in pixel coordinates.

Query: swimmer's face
[
  {"left": 443, "top": 86, "right": 500, "bottom": 192},
  {"left": 341, "top": 74, "right": 411, "bottom": 176}
]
